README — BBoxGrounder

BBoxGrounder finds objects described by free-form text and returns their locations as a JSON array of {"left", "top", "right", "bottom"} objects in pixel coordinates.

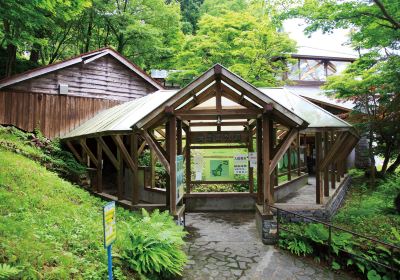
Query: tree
[
  {"left": 285, "top": 0, "right": 400, "bottom": 176},
  {"left": 169, "top": 1, "right": 296, "bottom": 86},
  {"left": 179, "top": 0, "right": 204, "bottom": 34}
]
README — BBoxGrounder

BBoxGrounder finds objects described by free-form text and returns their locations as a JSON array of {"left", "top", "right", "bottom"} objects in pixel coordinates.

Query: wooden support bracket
[
  {"left": 80, "top": 139, "right": 98, "bottom": 167},
  {"left": 143, "top": 130, "right": 170, "bottom": 174}
]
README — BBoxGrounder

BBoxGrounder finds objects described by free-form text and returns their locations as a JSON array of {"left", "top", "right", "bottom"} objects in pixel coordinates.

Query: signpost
[
  {"left": 176, "top": 155, "right": 185, "bottom": 204},
  {"left": 103, "top": 201, "right": 116, "bottom": 280}
]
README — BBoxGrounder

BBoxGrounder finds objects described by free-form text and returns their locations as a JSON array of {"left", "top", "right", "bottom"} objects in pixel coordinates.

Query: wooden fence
[{"left": 0, "top": 91, "right": 121, "bottom": 139}]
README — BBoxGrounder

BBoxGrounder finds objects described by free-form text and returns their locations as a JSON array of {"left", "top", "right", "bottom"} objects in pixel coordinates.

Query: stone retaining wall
[{"left": 275, "top": 176, "right": 352, "bottom": 222}]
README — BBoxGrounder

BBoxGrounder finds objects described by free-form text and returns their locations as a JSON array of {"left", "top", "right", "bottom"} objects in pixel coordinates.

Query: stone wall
[
  {"left": 274, "top": 176, "right": 352, "bottom": 222},
  {"left": 355, "top": 135, "right": 371, "bottom": 169}
]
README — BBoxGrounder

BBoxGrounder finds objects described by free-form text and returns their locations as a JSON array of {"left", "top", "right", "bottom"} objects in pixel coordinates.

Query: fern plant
[
  {"left": 121, "top": 209, "right": 187, "bottom": 278},
  {"left": 0, "top": 264, "right": 20, "bottom": 280}
]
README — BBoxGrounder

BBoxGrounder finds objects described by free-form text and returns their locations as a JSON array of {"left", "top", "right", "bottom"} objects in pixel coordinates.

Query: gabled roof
[
  {"left": 0, "top": 47, "right": 163, "bottom": 90},
  {"left": 62, "top": 64, "right": 354, "bottom": 140}
]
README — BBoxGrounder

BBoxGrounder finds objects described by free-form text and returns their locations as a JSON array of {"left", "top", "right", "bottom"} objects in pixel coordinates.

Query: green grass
[
  {"left": 0, "top": 137, "right": 187, "bottom": 279},
  {"left": 333, "top": 169, "right": 400, "bottom": 245}
]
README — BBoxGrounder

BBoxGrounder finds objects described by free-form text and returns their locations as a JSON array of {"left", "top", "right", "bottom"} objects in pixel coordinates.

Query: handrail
[
  {"left": 270, "top": 205, "right": 400, "bottom": 277},
  {"left": 270, "top": 205, "right": 400, "bottom": 250}
]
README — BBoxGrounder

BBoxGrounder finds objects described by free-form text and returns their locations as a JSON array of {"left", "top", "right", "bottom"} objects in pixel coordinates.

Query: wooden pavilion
[{"left": 62, "top": 64, "right": 359, "bottom": 222}]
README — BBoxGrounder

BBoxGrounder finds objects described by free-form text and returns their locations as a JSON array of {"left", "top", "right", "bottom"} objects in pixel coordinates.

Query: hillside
[{"left": 0, "top": 127, "right": 186, "bottom": 279}]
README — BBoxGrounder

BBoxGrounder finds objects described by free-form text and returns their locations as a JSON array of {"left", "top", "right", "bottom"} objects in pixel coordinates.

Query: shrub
[
  {"left": 120, "top": 209, "right": 187, "bottom": 278},
  {"left": 395, "top": 192, "right": 400, "bottom": 214}
]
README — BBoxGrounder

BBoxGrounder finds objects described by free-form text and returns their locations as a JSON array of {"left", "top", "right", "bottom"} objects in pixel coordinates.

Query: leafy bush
[
  {"left": 0, "top": 146, "right": 187, "bottom": 279},
  {"left": 0, "top": 263, "right": 20, "bottom": 279},
  {"left": 139, "top": 150, "right": 168, "bottom": 189},
  {"left": 278, "top": 221, "right": 400, "bottom": 279},
  {"left": 0, "top": 126, "right": 86, "bottom": 183},
  {"left": 120, "top": 209, "right": 187, "bottom": 278}
]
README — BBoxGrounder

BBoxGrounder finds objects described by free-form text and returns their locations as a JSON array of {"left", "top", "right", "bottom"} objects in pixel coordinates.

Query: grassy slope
[
  {"left": 333, "top": 170, "right": 400, "bottom": 245},
  {"left": 0, "top": 147, "right": 140, "bottom": 279}
]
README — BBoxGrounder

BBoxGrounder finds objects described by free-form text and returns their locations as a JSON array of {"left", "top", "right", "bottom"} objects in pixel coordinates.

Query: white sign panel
[
  {"left": 234, "top": 154, "right": 248, "bottom": 175},
  {"left": 248, "top": 152, "right": 257, "bottom": 168}
]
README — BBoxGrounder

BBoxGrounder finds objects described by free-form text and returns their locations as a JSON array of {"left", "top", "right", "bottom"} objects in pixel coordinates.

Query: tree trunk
[
  {"left": 380, "top": 143, "right": 392, "bottom": 175},
  {"left": 29, "top": 43, "right": 41, "bottom": 65},
  {"left": 84, "top": 9, "right": 94, "bottom": 52},
  {"left": 5, "top": 43, "right": 17, "bottom": 77},
  {"left": 387, "top": 153, "right": 400, "bottom": 173},
  {"left": 368, "top": 129, "right": 376, "bottom": 186}
]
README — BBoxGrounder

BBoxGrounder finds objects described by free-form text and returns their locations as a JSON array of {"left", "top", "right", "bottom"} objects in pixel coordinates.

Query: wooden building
[
  {"left": 0, "top": 48, "right": 162, "bottom": 138},
  {"left": 61, "top": 64, "right": 359, "bottom": 226}
]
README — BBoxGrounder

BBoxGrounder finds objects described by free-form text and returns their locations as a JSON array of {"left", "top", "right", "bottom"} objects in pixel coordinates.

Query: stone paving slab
[{"left": 182, "top": 212, "right": 353, "bottom": 280}]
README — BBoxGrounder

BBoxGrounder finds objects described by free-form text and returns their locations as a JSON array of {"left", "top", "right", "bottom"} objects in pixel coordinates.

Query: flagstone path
[{"left": 182, "top": 212, "right": 353, "bottom": 280}]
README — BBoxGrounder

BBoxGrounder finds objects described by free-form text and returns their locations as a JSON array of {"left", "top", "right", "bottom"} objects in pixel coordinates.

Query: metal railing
[{"left": 270, "top": 205, "right": 400, "bottom": 278}]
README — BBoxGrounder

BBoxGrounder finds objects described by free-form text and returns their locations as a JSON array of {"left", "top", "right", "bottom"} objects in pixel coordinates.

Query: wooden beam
[
  {"left": 138, "top": 140, "right": 146, "bottom": 156},
  {"left": 150, "top": 149, "right": 156, "bottom": 188},
  {"left": 112, "top": 135, "right": 138, "bottom": 172},
  {"left": 315, "top": 132, "right": 323, "bottom": 204},
  {"left": 256, "top": 118, "right": 263, "bottom": 205},
  {"left": 221, "top": 84, "right": 259, "bottom": 109},
  {"left": 80, "top": 139, "right": 98, "bottom": 167},
  {"left": 262, "top": 114, "right": 272, "bottom": 213},
  {"left": 323, "top": 130, "right": 329, "bottom": 197},
  {"left": 330, "top": 130, "right": 336, "bottom": 189},
  {"left": 177, "top": 119, "right": 182, "bottom": 155},
  {"left": 96, "top": 140, "right": 103, "bottom": 193},
  {"left": 142, "top": 130, "right": 170, "bottom": 174},
  {"left": 190, "top": 145, "right": 248, "bottom": 149},
  {"left": 185, "top": 127, "right": 191, "bottom": 194},
  {"left": 65, "top": 141, "right": 84, "bottom": 163},
  {"left": 178, "top": 85, "right": 216, "bottom": 112},
  {"left": 168, "top": 116, "right": 177, "bottom": 215},
  {"left": 287, "top": 145, "right": 292, "bottom": 181},
  {"left": 297, "top": 132, "right": 301, "bottom": 176},
  {"left": 176, "top": 108, "right": 262, "bottom": 119},
  {"left": 130, "top": 134, "right": 139, "bottom": 205},
  {"left": 117, "top": 143, "right": 123, "bottom": 199},
  {"left": 319, "top": 132, "right": 348, "bottom": 170},
  {"left": 269, "top": 128, "right": 298, "bottom": 174},
  {"left": 97, "top": 137, "right": 119, "bottom": 170},
  {"left": 248, "top": 129, "right": 254, "bottom": 193},
  {"left": 190, "top": 121, "right": 249, "bottom": 127}
]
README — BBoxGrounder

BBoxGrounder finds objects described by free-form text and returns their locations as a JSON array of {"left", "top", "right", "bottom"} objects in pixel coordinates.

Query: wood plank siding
[
  {"left": 3, "top": 55, "right": 157, "bottom": 101},
  {"left": 0, "top": 53, "right": 160, "bottom": 138},
  {"left": 0, "top": 91, "right": 121, "bottom": 138}
]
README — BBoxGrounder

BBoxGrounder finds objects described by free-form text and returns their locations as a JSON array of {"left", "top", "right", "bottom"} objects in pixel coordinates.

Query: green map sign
[{"left": 210, "top": 160, "right": 230, "bottom": 178}]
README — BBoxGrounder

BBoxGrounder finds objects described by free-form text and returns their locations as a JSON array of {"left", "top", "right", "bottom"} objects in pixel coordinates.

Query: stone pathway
[{"left": 182, "top": 212, "right": 352, "bottom": 280}]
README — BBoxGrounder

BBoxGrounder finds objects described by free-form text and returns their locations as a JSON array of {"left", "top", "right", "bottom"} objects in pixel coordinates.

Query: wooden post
[
  {"left": 315, "top": 132, "right": 323, "bottom": 204},
  {"left": 262, "top": 114, "right": 272, "bottom": 214},
  {"left": 177, "top": 119, "right": 182, "bottom": 155},
  {"left": 185, "top": 129, "right": 191, "bottom": 194},
  {"left": 150, "top": 149, "right": 156, "bottom": 188},
  {"left": 117, "top": 142, "right": 124, "bottom": 200},
  {"left": 269, "top": 120, "right": 275, "bottom": 192},
  {"left": 96, "top": 139, "right": 103, "bottom": 193},
  {"left": 323, "top": 130, "right": 330, "bottom": 197},
  {"left": 248, "top": 129, "right": 254, "bottom": 193},
  {"left": 287, "top": 145, "right": 292, "bottom": 181},
  {"left": 297, "top": 132, "right": 301, "bottom": 176},
  {"left": 256, "top": 118, "right": 263, "bottom": 205},
  {"left": 168, "top": 116, "right": 177, "bottom": 215},
  {"left": 330, "top": 130, "right": 336, "bottom": 189},
  {"left": 131, "top": 134, "right": 139, "bottom": 205},
  {"left": 165, "top": 124, "right": 170, "bottom": 206}
]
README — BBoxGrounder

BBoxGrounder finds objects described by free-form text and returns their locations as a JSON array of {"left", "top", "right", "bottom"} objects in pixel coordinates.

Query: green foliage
[
  {"left": 333, "top": 173, "right": 400, "bottom": 244},
  {"left": 0, "top": 126, "right": 86, "bottom": 183},
  {"left": 138, "top": 149, "right": 168, "bottom": 189},
  {"left": 120, "top": 209, "right": 187, "bottom": 278},
  {"left": 169, "top": 0, "right": 296, "bottom": 86},
  {"left": 0, "top": 140, "right": 187, "bottom": 279},
  {"left": 0, "top": 263, "right": 20, "bottom": 279},
  {"left": 284, "top": 0, "right": 400, "bottom": 175}
]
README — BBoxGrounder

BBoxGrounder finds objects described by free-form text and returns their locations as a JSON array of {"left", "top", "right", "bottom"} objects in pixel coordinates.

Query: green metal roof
[
  {"left": 258, "top": 88, "right": 352, "bottom": 128},
  {"left": 62, "top": 65, "right": 352, "bottom": 140},
  {"left": 63, "top": 89, "right": 177, "bottom": 139}
]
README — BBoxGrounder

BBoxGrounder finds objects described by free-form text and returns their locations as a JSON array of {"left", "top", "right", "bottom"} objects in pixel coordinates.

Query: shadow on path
[{"left": 182, "top": 212, "right": 352, "bottom": 280}]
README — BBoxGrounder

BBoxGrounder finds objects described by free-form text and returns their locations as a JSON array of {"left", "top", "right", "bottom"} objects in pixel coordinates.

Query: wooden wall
[
  {"left": 0, "top": 91, "right": 121, "bottom": 139},
  {"left": 3, "top": 55, "right": 158, "bottom": 102}
]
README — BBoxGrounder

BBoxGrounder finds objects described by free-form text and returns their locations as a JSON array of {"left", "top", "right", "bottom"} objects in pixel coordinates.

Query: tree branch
[{"left": 373, "top": 0, "right": 400, "bottom": 30}]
